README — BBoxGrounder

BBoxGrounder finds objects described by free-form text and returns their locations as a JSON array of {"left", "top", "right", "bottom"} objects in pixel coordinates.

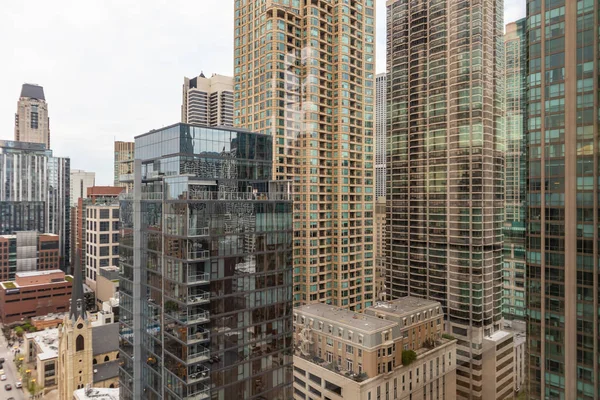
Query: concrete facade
[
  {"left": 293, "top": 298, "right": 456, "bottom": 400},
  {"left": 181, "top": 73, "right": 233, "bottom": 127},
  {"left": 84, "top": 204, "right": 120, "bottom": 290},
  {"left": 14, "top": 83, "right": 50, "bottom": 148},
  {"left": 71, "top": 170, "right": 96, "bottom": 207},
  {"left": 0, "top": 232, "right": 60, "bottom": 280}
]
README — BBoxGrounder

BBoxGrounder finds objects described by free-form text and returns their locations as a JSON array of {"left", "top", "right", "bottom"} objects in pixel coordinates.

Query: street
[{"left": 0, "top": 328, "right": 25, "bottom": 400}]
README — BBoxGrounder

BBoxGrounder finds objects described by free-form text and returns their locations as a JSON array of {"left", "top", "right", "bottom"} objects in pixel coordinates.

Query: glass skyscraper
[
  {"left": 526, "top": 1, "right": 599, "bottom": 398},
  {"left": 0, "top": 140, "right": 70, "bottom": 271},
  {"left": 118, "top": 124, "right": 293, "bottom": 400},
  {"left": 502, "top": 19, "right": 528, "bottom": 323}
]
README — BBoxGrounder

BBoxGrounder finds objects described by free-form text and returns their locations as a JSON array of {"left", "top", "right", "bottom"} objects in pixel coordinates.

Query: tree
[
  {"left": 14, "top": 326, "right": 24, "bottom": 337},
  {"left": 401, "top": 350, "right": 417, "bottom": 366}
]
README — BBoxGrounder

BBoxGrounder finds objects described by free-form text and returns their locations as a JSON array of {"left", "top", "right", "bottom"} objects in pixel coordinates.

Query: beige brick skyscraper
[
  {"left": 14, "top": 83, "right": 50, "bottom": 148},
  {"left": 234, "top": 0, "right": 376, "bottom": 311}
]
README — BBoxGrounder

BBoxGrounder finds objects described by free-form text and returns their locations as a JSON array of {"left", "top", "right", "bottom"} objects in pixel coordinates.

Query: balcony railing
[
  {"left": 187, "top": 346, "right": 210, "bottom": 364},
  {"left": 188, "top": 330, "right": 210, "bottom": 344},
  {"left": 187, "top": 366, "right": 210, "bottom": 384},
  {"left": 187, "top": 291, "right": 210, "bottom": 305},
  {"left": 189, "top": 227, "right": 210, "bottom": 237},
  {"left": 187, "top": 249, "right": 210, "bottom": 261},
  {"left": 142, "top": 192, "right": 163, "bottom": 200},
  {"left": 166, "top": 310, "right": 209, "bottom": 325},
  {"left": 188, "top": 191, "right": 291, "bottom": 201},
  {"left": 119, "top": 173, "right": 134, "bottom": 182},
  {"left": 185, "top": 383, "right": 210, "bottom": 400},
  {"left": 188, "top": 273, "right": 210, "bottom": 284}
]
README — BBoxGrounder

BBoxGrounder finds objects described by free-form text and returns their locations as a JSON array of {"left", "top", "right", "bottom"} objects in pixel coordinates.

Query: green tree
[
  {"left": 401, "top": 350, "right": 417, "bottom": 366},
  {"left": 14, "top": 326, "right": 24, "bottom": 337}
]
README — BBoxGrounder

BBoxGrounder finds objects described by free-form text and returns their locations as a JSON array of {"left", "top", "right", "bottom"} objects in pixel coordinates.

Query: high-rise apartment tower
[
  {"left": 182, "top": 73, "right": 234, "bottom": 127},
  {"left": 526, "top": 1, "right": 600, "bottom": 398},
  {"left": 114, "top": 141, "right": 135, "bottom": 192},
  {"left": 118, "top": 124, "right": 294, "bottom": 400},
  {"left": 502, "top": 19, "right": 527, "bottom": 323},
  {"left": 15, "top": 83, "right": 51, "bottom": 148},
  {"left": 234, "top": 0, "right": 376, "bottom": 310},
  {"left": 386, "top": 0, "right": 511, "bottom": 398},
  {"left": 376, "top": 73, "right": 386, "bottom": 199}
]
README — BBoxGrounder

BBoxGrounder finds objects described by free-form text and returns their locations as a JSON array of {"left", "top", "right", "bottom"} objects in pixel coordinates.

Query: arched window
[
  {"left": 116, "top": 352, "right": 120, "bottom": 359},
  {"left": 93, "top": 358, "right": 97, "bottom": 365},
  {"left": 104, "top": 355, "right": 110, "bottom": 362},
  {"left": 109, "top": 384, "right": 115, "bottom": 388},
  {"left": 76, "top": 335, "right": 84, "bottom": 351}
]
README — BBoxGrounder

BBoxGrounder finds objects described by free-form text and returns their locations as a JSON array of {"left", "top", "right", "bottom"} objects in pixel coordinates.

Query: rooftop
[
  {"left": 296, "top": 303, "right": 396, "bottom": 334},
  {"left": 93, "top": 360, "right": 119, "bottom": 383},
  {"left": 485, "top": 329, "right": 512, "bottom": 343},
  {"left": 369, "top": 297, "right": 441, "bottom": 317},
  {"left": 73, "top": 388, "right": 119, "bottom": 400},
  {"left": 92, "top": 323, "right": 119, "bottom": 355},
  {"left": 20, "top": 83, "right": 45, "bottom": 100},
  {"left": 15, "top": 269, "right": 64, "bottom": 278},
  {"left": 25, "top": 328, "right": 60, "bottom": 361},
  {"left": 31, "top": 312, "right": 68, "bottom": 322}
]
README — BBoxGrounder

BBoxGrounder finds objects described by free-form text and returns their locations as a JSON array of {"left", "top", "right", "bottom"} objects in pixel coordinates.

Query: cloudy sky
[{"left": 0, "top": 0, "right": 526, "bottom": 184}]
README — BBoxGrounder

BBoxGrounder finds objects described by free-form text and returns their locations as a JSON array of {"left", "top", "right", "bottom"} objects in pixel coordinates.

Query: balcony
[
  {"left": 187, "top": 366, "right": 210, "bottom": 384},
  {"left": 185, "top": 384, "right": 210, "bottom": 400},
  {"left": 187, "top": 346, "right": 210, "bottom": 364},
  {"left": 187, "top": 248, "right": 210, "bottom": 261},
  {"left": 188, "top": 273, "right": 210, "bottom": 285},
  {"left": 142, "top": 192, "right": 163, "bottom": 200},
  {"left": 188, "top": 227, "right": 209, "bottom": 237},
  {"left": 188, "top": 330, "right": 210, "bottom": 344},
  {"left": 187, "top": 190, "right": 292, "bottom": 201},
  {"left": 119, "top": 173, "right": 134, "bottom": 182},
  {"left": 187, "top": 291, "right": 210, "bottom": 305},
  {"left": 166, "top": 310, "right": 210, "bottom": 325}
]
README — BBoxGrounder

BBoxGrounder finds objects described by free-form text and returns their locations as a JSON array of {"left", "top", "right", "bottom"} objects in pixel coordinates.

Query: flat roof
[
  {"left": 486, "top": 330, "right": 512, "bottom": 343},
  {"left": 15, "top": 269, "right": 64, "bottom": 278},
  {"left": 25, "top": 328, "right": 59, "bottom": 361},
  {"left": 370, "top": 297, "right": 441, "bottom": 317},
  {"left": 296, "top": 303, "right": 396, "bottom": 333},
  {"left": 73, "top": 388, "right": 119, "bottom": 400}
]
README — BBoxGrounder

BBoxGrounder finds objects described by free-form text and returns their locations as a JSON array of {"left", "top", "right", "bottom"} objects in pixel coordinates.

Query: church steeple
[{"left": 69, "top": 250, "right": 87, "bottom": 321}]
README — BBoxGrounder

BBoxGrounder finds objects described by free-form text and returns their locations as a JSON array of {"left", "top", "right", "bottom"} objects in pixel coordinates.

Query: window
[
  {"left": 346, "top": 359, "right": 353, "bottom": 372},
  {"left": 76, "top": 335, "right": 84, "bottom": 351}
]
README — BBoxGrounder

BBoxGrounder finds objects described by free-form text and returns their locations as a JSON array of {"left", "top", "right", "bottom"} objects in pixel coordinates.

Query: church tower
[{"left": 58, "top": 253, "right": 93, "bottom": 399}]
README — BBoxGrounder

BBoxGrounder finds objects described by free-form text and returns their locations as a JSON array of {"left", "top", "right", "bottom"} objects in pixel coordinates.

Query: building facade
[
  {"left": 14, "top": 83, "right": 50, "bottom": 149},
  {"left": 502, "top": 19, "right": 528, "bottom": 323},
  {"left": 114, "top": 141, "right": 135, "bottom": 192},
  {"left": 85, "top": 204, "right": 120, "bottom": 290},
  {"left": 386, "top": 0, "right": 510, "bottom": 398},
  {"left": 293, "top": 298, "right": 457, "bottom": 400},
  {"left": 0, "top": 232, "right": 60, "bottom": 280},
  {"left": 71, "top": 169, "right": 96, "bottom": 207},
  {"left": 119, "top": 124, "right": 294, "bottom": 400},
  {"left": 234, "top": 0, "right": 376, "bottom": 311},
  {"left": 0, "top": 269, "right": 72, "bottom": 324},
  {"left": 182, "top": 73, "right": 234, "bottom": 127},
  {"left": 376, "top": 73, "right": 387, "bottom": 199},
  {"left": 526, "top": 1, "right": 599, "bottom": 398},
  {"left": 0, "top": 140, "right": 70, "bottom": 270}
]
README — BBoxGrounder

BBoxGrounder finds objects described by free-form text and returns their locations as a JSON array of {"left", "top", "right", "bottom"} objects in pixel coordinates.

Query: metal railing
[
  {"left": 188, "top": 191, "right": 292, "bottom": 201},
  {"left": 187, "top": 291, "right": 210, "bottom": 305},
  {"left": 185, "top": 383, "right": 210, "bottom": 400},
  {"left": 188, "top": 273, "right": 210, "bottom": 284},
  {"left": 188, "top": 227, "right": 210, "bottom": 236},
  {"left": 187, "top": 346, "right": 210, "bottom": 364},
  {"left": 187, "top": 249, "right": 210, "bottom": 261}
]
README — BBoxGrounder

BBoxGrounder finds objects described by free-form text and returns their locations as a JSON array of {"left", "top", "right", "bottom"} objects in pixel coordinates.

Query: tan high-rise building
[
  {"left": 113, "top": 141, "right": 134, "bottom": 192},
  {"left": 234, "top": 0, "right": 376, "bottom": 311},
  {"left": 182, "top": 72, "right": 234, "bottom": 127},
  {"left": 14, "top": 83, "right": 50, "bottom": 148},
  {"left": 386, "top": 0, "right": 512, "bottom": 398}
]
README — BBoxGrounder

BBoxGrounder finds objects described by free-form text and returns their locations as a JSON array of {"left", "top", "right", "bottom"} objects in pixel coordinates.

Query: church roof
[
  {"left": 93, "top": 360, "right": 120, "bottom": 383},
  {"left": 69, "top": 250, "right": 87, "bottom": 322},
  {"left": 92, "top": 323, "right": 119, "bottom": 356},
  {"left": 20, "top": 83, "right": 46, "bottom": 100}
]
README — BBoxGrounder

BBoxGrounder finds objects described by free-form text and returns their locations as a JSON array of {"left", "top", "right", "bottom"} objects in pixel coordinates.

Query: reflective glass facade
[
  {"left": 526, "top": 1, "right": 600, "bottom": 398},
  {"left": 503, "top": 19, "right": 528, "bottom": 322},
  {"left": 119, "top": 124, "right": 293, "bottom": 400},
  {"left": 386, "top": 0, "right": 506, "bottom": 398},
  {"left": 0, "top": 140, "right": 70, "bottom": 270}
]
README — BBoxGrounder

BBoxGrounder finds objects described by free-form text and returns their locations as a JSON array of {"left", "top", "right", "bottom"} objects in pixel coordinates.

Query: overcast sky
[{"left": 0, "top": 0, "right": 526, "bottom": 185}]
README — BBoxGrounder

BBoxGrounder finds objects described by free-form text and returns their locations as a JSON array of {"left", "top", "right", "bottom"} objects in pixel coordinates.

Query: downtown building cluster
[{"left": 1, "top": 0, "right": 599, "bottom": 400}]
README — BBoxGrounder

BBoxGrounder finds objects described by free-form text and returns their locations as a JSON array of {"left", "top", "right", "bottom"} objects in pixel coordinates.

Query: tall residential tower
[
  {"left": 502, "top": 19, "right": 527, "bottom": 323},
  {"left": 526, "top": 1, "right": 600, "bottom": 398},
  {"left": 181, "top": 73, "right": 234, "bottom": 127},
  {"left": 376, "top": 72, "right": 386, "bottom": 199},
  {"left": 386, "top": 0, "right": 510, "bottom": 398},
  {"left": 118, "top": 124, "right": 294, "bottom": 400},
  {"left": 234, "top": 0, "right": 376, "bottom": 310},
  {"left": 14, "top": 83, "right": 51, "bottom": 148}
]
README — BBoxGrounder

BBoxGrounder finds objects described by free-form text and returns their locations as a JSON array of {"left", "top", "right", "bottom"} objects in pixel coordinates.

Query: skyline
[{"left": 0, "top": 0, "right": 525, "bottom": 185}]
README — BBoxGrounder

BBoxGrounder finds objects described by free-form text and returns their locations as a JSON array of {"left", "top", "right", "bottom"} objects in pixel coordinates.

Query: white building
[
  {"left": 181, "top": 72, "right": 234, "bottom": 127},
  {"left": 85, "top": 204, "right": 120, "bottom": 290},
  {"left": 70, "top": 169, "right": 96, "bottom": 207}
]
